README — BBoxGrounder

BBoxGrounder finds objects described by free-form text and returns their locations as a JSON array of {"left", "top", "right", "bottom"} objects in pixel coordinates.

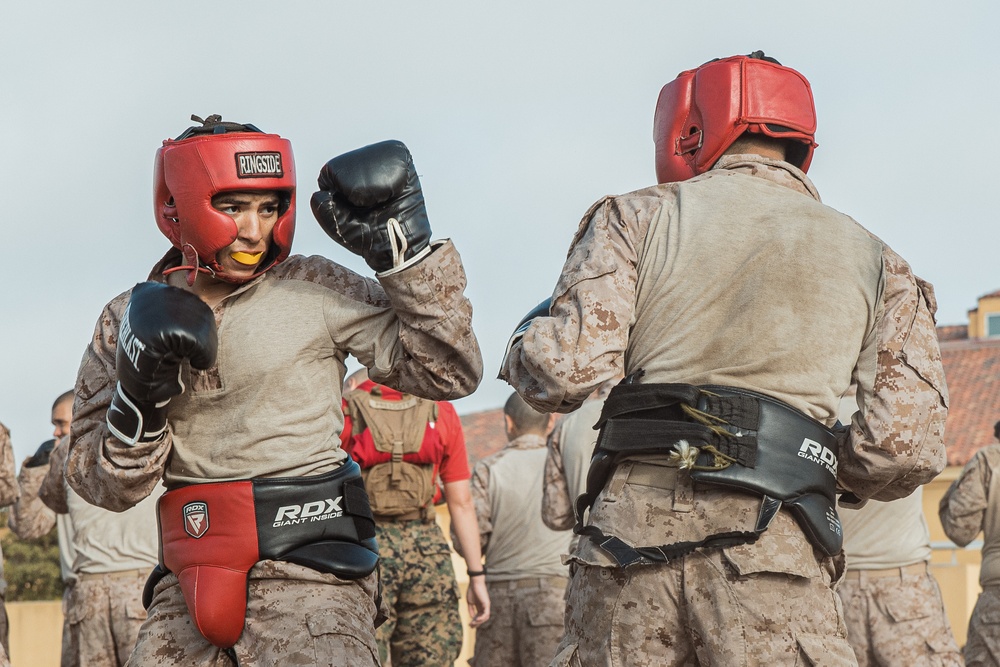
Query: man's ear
[
  {"left": 546, "top": 413, "right": 557, "bottom": 435},
  {"left": 504, "top": 414, "right": 515, "bottom": 439}
]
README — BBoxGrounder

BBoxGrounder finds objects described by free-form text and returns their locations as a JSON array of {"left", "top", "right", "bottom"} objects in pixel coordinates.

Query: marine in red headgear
[
  {"left": 500, "top": 50, "right": 947, "bottom": 665},
  {"left": 153, "top": 115, "right": 296, "bottom": 285},
  {"left": 653, "top": 51, "right": 817, "bottom": 184},
  {"left": 65, "top": 114, "right": 485, "bottom": 663}
]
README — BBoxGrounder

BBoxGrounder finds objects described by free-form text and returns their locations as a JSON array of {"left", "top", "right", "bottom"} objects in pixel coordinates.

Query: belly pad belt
[
  {"left": 150, "top": 459, "right": 378, "bottom": 648},
  {"left": 577, "top": 380, "right": 844, "bottom": 565}
]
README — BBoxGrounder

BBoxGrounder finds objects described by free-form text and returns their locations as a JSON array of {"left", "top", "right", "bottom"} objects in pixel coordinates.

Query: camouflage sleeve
[
  {"left": 38, "top": 437, "right": 70, "bottom": 514},
  {"left": 837, "top": 248, "right": 948, "bottom": 503},
  {"left": 282, "top": 247, "right": 483, "bottom": 401},
  {"left": 277, "top": 253, "right": 391, "bottom": 309},
  {"left": 542, "top": 419, "right": 575, "bottom": 531},
  {"left": 469, "top": 461, "right": 492, "bottom": 553},
  {"left": 8, "top": 461, "right": 56, "bottom": 540},
  {"left": 371, "top": 240, "right": 483, "bottom": 400},
  {"left": 282, "top": 245, "right": 481, "bottom": 401},
  {"left": 0, "top": 423, "right": 19, "bottom": 506},
  {"left": 66, "top": 293, "right": 172, "bottom": 512},
  {"left": 939, "top": 448, "right": 997, "bottom": 547},
  {"left": 500, "top": 197, "right": 642, "bottom": 412}
]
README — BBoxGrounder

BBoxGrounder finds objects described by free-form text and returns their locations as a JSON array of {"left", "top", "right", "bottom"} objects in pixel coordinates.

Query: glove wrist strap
[
  {"left": 107, "top": 383, "right": 169, "bottom": 447},
  {"left": 376, "top": 243, "right": 433, "bottom": 277}
]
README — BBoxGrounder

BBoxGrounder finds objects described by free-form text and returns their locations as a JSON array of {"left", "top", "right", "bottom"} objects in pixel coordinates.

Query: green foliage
[{"left": 0, "top": 508, "right": 64, "bottom": 601}]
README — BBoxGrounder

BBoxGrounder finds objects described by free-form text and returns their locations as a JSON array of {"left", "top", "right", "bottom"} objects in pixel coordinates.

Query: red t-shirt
[{"left": 340, "top": 380, "right": 471, "bottom": 487}]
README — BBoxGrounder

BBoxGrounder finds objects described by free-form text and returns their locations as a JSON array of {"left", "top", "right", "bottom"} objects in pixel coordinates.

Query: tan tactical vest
[{"left": 344, "top": 388, "right": 439, "bottom": 517}]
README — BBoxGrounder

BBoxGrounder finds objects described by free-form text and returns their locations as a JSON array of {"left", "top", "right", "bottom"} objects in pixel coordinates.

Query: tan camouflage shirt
[
  {"left": 8, "top": 454, "right": 78, "bottom": 584},
  {"left": 541, "top": 379, "right": 616, "bottom": 534},
  {"left": 470, "top": 433, "right": 571, "bottom": 580},
  {"left": 38, "top": 436, "right": 69, "bottom": 514},
  {"left": 0, "top": 423, "right": 20, "bottom": 596},
  {"left": 0, "top": 424, "right": 18, "bottom": 509},
  {"left": 8, "top": 434, "right": 81, "bottom": 584},
  {"left": 840, "top": 490, "right": 932, "bottom": 570},
  {"left": 501, "top": 155, "right": 947, "bottom": 565},
  {"left": 940, "top": 444, "right": 1000, "bottom": 586},
  {"left": 9, "top": 444, "right": 58, "bottom": 541},
  {"left": 45, "top": 436, "right": 160, "bottom": 575},
  {"left": 67, "top": 240, "right": 482, "bottom": 511}
]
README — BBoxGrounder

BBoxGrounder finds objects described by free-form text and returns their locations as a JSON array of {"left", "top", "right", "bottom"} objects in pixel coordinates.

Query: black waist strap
[
  {"left": 595, "top": 382, "right": 761, "bottom": 466},
  {"left": 578, "top": 496, "right": 783, "bottom": 568},
  {"left": 252, "top": 462, "right": 377, "bottom": 560},
  {"left": 598, "top": 419, "right": 757, "bottom": 467},
  {"left": 577, "top": 380, "right": 844, "bottom": 562}
]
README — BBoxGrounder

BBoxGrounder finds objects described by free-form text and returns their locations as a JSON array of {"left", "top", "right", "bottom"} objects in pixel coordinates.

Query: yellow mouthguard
[{"left": 231, "top": 251, "right": 264, "bottom": 266}]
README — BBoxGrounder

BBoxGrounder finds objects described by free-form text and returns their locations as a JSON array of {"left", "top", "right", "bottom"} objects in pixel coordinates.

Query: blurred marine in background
[
  {"left": 836, "top": 387, "right": 961, "bottom": 666},
  {"left": 939, "top": 420, "right": 1000, "bottom": 666},
  {"left": 341, "top": 369, "right": 489, "bottom": 666},
  {"left": 0, "top": 421, "right": 19, "bottom": 667},
  {"left": 11, "top": 389, "right": 160, "bottom": 667},
  {"left": 463, "top": 393, "right": 566, "bottom": 667},
  {"left": 9, "top": 391, "right": 80, "bottom": 667}
]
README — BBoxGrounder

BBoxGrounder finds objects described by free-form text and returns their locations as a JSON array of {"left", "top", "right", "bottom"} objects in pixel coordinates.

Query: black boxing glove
[
  {"left": 107, "top": 282, "right": 218, "bottom": 446},
  {"left": 24, "top": 439, "right": 56, "bottom": 468},
  {"left": 499, "top": 298, "right": 552, "bottom": 374},
  {"left": 311, "top": 140, "right": 432, "bottom": 274}
]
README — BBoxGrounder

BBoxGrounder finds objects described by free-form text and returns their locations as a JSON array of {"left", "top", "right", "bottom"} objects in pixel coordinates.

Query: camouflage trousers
[
  {"left": 374, "top": 519, "right": 462, "bottom": 667},
  {"left": 472, "top": 576, "right": 567, "bottom": 667},
  {"left": 837, "top": 563, "right": 963, "bottom": 666},
  {"left": 61, "top": 584, "right": 80, "bottom": 667},
  {"left": 69, "top": 568, "right": 148, "bottom": 667},
  {"left": 551, "top": 543, "right": 857, "bottom": 666},
  {"left": 129, "top": 560, "right": 380, "bottom": 666},
  {"left": 965, "top": 584, "right": 1000, "bottom": 667},
  {"left": 0, "top": 590, "right": 7, "bottom": 657},
  {"left": 0, "top": 595, "right": 6, "bottom": 667}
]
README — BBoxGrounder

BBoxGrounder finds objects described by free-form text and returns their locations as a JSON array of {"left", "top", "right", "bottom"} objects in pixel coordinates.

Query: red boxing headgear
[
  {"left": 653, "top": 53, "right": 817, "bottom": 184},
  {"left": 154, "top": 117, "right": 296, "bottom": 283}
]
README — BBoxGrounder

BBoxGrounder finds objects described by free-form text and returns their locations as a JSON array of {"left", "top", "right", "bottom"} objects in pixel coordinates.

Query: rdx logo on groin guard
[
  {"left": 183, "top": 502, "right": 210, "bottom": 539},
  {"left": 797, "top": 438, "right": 838, "bottom": 476},
  {"left": 272, "top": 496, "right": 344, "bottom": 528}
]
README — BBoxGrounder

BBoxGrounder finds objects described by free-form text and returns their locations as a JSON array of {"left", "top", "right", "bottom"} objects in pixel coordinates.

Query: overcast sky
[{"left": 1, "top": 0, "right": 997, "bottom": 463}]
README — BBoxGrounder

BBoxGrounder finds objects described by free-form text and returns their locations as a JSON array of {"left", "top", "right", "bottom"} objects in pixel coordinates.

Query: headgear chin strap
[
  {"left": 154, "top": 115, "right": 296, "bottom": 284},
  {"left": 653, "top": 53, "right": 817, "bottom": 184}
]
